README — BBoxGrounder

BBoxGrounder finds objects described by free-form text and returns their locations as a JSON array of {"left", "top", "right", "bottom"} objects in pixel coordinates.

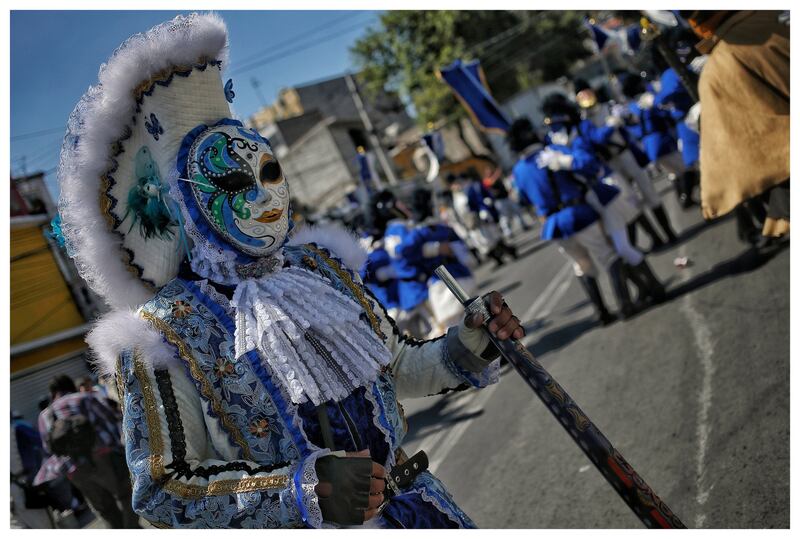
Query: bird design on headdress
[{"left": 123, "top": 146, "right": 177, "bottom": 240}]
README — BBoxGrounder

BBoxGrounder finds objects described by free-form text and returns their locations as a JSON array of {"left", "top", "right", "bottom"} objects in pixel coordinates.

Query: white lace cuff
[{"left": 291, "top": 448, "right": 331, "bottom": 529}]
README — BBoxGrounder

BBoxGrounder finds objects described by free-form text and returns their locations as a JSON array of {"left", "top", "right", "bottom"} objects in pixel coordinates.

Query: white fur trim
[
  {"left": 58, "top": 13, "right": 229, "bottom": 309},
  {"left": 288, "top": 224, "right": 368, "bottom": 272},
  {"left": 86, "top": 310, "right": 178, "bottom": 377}
]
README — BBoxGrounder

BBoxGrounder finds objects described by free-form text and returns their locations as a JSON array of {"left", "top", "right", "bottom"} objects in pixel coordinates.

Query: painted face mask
[{"left": 186, "top": 123, "right": 290, "bottom": 257}]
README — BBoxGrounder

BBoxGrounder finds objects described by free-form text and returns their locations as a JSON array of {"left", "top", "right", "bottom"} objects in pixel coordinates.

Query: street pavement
[{"left": 399, "top": 178, "right": 790, "bottom": 529}]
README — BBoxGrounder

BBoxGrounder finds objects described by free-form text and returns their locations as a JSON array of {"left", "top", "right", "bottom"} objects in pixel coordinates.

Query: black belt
[{"left": 385, "top": 448, "right": 429, "bottom": 495}]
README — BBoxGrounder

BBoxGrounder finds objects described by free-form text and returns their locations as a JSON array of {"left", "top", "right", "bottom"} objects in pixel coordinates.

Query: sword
[{"left": 434, "top": 265, "right": 686, "bottom": 529}]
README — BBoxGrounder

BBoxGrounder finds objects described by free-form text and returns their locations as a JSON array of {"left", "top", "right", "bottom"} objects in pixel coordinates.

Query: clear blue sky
[{"left": 10, "top": 10, "right": 383, "bottom": 196}]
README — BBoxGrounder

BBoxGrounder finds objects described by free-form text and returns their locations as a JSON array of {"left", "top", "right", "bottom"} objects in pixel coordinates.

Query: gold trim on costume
[
  {"left": 115, "top": 355, "right": 126, "bottom": 418},
  {"left": 131, "top": 349, "right": 290, "bottom": 500},
  {"left": 304, "top": 244, "right": 385, "bottom": 340},
  {"left": 133, "top": 350, "right": 166, "bottom": 482},
  {"left": 140, "top": 311, "right": 255, "bottom": 462},
  {"left": 131, "top": 56, "right": 213, "bottom": 101}
]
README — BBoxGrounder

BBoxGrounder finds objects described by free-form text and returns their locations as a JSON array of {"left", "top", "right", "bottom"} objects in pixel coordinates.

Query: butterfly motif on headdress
[{"left": 224, "top": 79, "right": 235, "bottom": 103}]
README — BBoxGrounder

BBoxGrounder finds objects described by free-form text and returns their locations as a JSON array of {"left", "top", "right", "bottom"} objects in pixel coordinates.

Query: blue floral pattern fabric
[
  {"left": 118, "top": 243, "right": 483, "bottom": 528},
  {"left": 119, "top": 349, "right": 305, "bottom": 528}
]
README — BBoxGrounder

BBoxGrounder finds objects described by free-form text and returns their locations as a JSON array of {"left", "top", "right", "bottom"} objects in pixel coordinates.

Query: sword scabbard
[{"left": 433, "top": 265, "right": 687, "bottom": 529}]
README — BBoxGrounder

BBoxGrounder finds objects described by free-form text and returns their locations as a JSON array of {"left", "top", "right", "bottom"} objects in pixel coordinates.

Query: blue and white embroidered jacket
[
  {"left": 100, "top": 236, "right": 498, "bottom": 529},
  {"left": 653, "top": 68, "right": 700, "bottom": 167}
]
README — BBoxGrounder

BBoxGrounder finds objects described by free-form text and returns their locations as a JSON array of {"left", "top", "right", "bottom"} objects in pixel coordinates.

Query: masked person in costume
[{"left": 56, "top": 14, "right": 524, "bottom": 529}]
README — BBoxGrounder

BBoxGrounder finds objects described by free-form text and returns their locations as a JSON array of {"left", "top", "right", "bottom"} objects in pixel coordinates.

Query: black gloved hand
[{"left": 314, "top": 451, "right": 381, "bottom": 526}]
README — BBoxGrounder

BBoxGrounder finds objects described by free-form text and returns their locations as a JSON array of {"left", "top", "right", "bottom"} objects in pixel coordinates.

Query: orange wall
[{"left": 10, "top": 224, "right": 86, "bottom": 365}]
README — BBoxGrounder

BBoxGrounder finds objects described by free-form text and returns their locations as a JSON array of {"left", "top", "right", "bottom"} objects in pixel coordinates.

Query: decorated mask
[{"left": 185, "top": 123, "right": 290, "bottom": 257}]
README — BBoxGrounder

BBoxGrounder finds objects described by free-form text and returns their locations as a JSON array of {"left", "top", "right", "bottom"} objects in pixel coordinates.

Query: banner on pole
[{"left": 437, "top": 59, "right": 511, "bottom": 133}]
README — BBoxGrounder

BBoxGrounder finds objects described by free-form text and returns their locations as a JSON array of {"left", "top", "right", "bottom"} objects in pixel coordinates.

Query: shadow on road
[
  {"left": 517, "top": 239, "right": 549, "bottom": 259},
  {"left": 403, "top": 395, "right": 485, "bottom": 445},
  {"left": 525, "top": 316, "right": 601, "bottom": 359},
  {"left": 496, "top": 281, "right": 522, "bottom": 296},
  {"left": 663, "top": 242, "right": 788, "bottom": 303}
]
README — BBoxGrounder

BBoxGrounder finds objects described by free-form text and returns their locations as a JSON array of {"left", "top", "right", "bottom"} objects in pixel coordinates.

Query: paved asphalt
[{"left": 400, "top": 179, "right": 790, "bottom": 529}]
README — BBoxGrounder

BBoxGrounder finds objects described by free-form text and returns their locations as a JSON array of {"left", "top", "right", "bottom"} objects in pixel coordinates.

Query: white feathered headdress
[{"left": 58, "top": 13, "right": 233, "bottom": 309}]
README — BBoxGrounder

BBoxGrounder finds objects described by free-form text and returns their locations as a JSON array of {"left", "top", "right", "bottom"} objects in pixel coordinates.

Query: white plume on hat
[{"left": 58, "top": 13, "right": 233, "bottom": 309}]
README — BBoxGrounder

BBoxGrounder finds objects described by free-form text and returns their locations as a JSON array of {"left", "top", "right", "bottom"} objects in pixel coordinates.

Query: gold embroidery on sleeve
[
  {"left": 140, "top": 311, "right": 255, "bottom": 462},
  {"left": 131, "top": 350, "right": 289, "bottom": 499}
]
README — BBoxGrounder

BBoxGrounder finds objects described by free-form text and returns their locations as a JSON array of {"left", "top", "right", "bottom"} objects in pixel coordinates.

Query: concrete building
[
  {"left": 247, "top": 74, "right": 414, "bottom": 212},
  {"left": 10, "top": 172, "right": 104, "bottom": 423}
]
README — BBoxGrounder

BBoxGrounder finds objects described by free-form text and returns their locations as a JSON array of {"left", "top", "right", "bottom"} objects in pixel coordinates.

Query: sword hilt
[
  {"left": 434, "top": 266, "right": 470, "bottom": 304},
  {"left": 434, "top": 266, "right": 491, "bottom": 322}
]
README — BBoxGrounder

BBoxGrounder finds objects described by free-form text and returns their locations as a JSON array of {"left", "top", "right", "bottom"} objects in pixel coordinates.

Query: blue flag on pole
[
  {"left": 438, "top": 59, "right": 511, "bottom": 133},
  {"left": 585, "top": 20, "right": 611, "bottom": 51},
  {"left": 585, "top": 18, "right": 642, "bottom": 56}
]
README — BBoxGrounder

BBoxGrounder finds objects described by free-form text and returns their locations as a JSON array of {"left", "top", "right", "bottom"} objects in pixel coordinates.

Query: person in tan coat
[{"left": 684, "top": 10, "right": 789, "bottom": 239}]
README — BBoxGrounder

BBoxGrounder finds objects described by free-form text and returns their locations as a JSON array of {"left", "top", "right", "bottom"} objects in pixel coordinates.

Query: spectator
[
  {"left": 35, "top": 375, "right": 140, "bottom": 528},
  {"left": 683, "top": 10, "right": 789, "bottom": 242}
]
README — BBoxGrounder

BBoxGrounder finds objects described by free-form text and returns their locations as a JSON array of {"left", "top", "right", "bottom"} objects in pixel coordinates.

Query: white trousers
[
  {"left": 584, "top": 190, "right": 645, "bottom": 266},
  {"left": 558, "top": 222, "right": 617, "bottom": 278},
  {"left": 609, "top": 150, "right": 662, "bottom": 209}
]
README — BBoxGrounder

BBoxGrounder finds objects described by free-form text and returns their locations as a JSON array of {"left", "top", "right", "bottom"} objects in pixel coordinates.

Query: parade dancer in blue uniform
[
  {"left": 55, "top": 14, "right": 524, "bottom": 529},
  {"left": 462, "top": 172, "right": 518, "bottom": 264},
  {"left": 569, "top": 82, "right": 679, "bottom": 245},
  {"left": 377, "top": 190, "right": 476, "bottom": 337},
  {"left": 651, "top": 49, "right": 701, "bottom": 208},
  {"left": 373, "top": 191, "right": 433, "bottom": 337},
  {"left": 542, "top": 92, "right": 659, "bottom": 252},
  {"left": 621, "top": 71, "right": 691, "bottom": 209},
  {"left": 508, "top": 118, "right": 665, "bottom": 320},
  {"left": 360, "top": 234, "right": 401, "bottom": 323},
  {"left": 509, "top": 119, "right": 623, "bottom": 321},
  {"left": 406, "top": 187, "right": 477, "bottom": 333}
]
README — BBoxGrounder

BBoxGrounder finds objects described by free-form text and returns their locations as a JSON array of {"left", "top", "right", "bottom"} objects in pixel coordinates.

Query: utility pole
[{"left": 344, "top": 73, "right": 398, "bottom": 186}]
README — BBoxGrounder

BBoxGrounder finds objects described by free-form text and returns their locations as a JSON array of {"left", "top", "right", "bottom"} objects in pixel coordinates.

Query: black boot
[
  {"left": 677, "top": 169, "right": 698, "bottom": 208},
  {"left": 578, "top": 275, "right": 616, "bottom": 325},
  {"left": 635, "top": 213, "right": 665, "bottom": 251},
  {"left": 469, "top": 247, "right": 483, "bottom": 265},
  {"left": 628, "top": 259, "right": 666, "bottom": 303},
  {"left": 624, "top": 263, "right": 650, "bottom": 305},
  {"left": 627, "top": 222, "right": 639, "bottom": 249},
  {"left": 502, "top": 241, "right": 519, "bottom": 260},
  {"left": 489, "top": 246, "right": 505, "bottom": 266},
  {"left": 608, "top": 259, "right": 637, "bottom": 319},
  {"left": 652, "top": 205, "right": 678, "bottom": 244}
]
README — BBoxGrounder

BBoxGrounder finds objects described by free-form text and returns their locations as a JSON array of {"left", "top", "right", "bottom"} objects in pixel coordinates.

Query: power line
[
  {"left": 231, "top": 19, "right": 375, "bottom": 75},
  {"left": 10, "top": 15, "right": 376, "bottom": 144},
  {"left": 11, "top": 126, "right": 65, "bottom": 141},
  {"left": 231, "top": 12, "right": 359, "bottom": 69}
]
